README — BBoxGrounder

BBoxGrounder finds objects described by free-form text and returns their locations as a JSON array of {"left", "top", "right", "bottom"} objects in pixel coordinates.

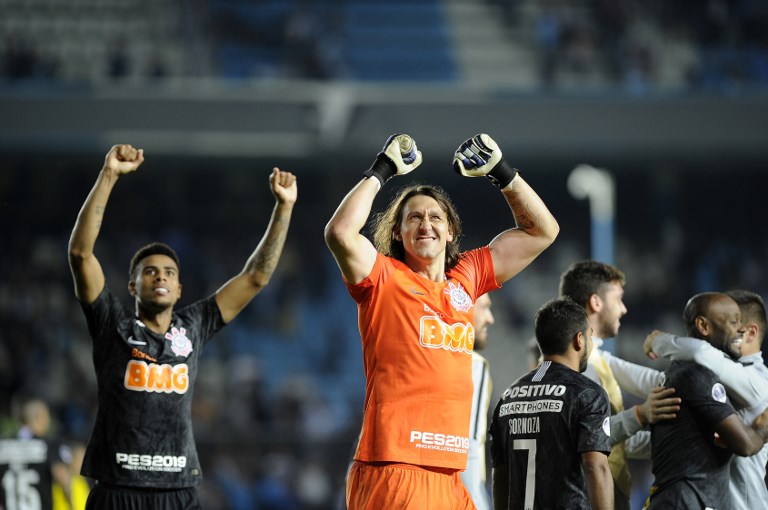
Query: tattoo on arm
[
  {"left": 93, "top": 205, "right": 105, "bottom": 230},
  {"left": 249, "top": 213, "right": 289, "bottom": 277},
  {"left": 509, "top": 194, "right": 537, "bottom": 231}
]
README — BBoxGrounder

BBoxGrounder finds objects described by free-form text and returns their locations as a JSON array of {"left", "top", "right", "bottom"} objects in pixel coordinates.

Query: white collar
[{"left": 740, "top": 351, "right": 765, "bottom": 365}]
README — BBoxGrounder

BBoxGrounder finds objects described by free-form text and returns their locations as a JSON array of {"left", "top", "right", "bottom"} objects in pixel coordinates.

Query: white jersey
[
  {"left": 461, "top": 351, "right": 492, "bottom": 510},
  {"left": 730, "top": 352, "right": 768, "bottom": 509}
]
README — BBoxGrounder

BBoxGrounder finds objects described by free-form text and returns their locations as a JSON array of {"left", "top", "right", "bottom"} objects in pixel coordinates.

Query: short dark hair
[
  {"left": 559, "top": 260, "right": 625, "bottom": 307},
  {"left": 725, "top": 289, "right": 766, "bottom": 341},
  {"left": 371, "top": 184, "right": 463, "bottom": 270},
  {"left": 682, "top": 292, "right": 723, "bottom": 338},
  {"left": 535, "top": 297, "right": 589, "bottom": 356},
  {"left": 129, "top": 242, "right": 181, "bottom": 280}
]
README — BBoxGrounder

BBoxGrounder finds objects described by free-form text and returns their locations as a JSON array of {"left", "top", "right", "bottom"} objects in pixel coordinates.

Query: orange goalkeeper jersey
[{"left": 346, "top": 246, "right": 500, "bottom": 469}]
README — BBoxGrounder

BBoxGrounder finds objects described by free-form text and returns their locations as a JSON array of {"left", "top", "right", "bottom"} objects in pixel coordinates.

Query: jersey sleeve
[
  {"left": 684, "top": 364, "right": 737, "bottom": 427},
  {"left": 452, "top": 247, "right": 501, "bottom": 298},
  {"left": 624, "top": 430, "right": 652, "bottom": 459},
  {"left": 185, "top": 295, "right": 226, "bottom": 346},
  {"left": 576, "top": 386, "right": 612, "bottom": 455},
  {"left": 603, "top": 351, "right": 665, "bottom": 398},
  {"left": 80, "top": 286, "right": 128, "bottom": 364},
  {"left": 609, "top": 407, "right": 643, "bottom": 446},
  {"left": 345, "top": 253, "right": 389, "bottom": 304}
]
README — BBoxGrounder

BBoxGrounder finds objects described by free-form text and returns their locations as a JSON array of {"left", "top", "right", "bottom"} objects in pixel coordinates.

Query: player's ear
[
  {"left": 393, "top": 227, "right": 402, "bottom": 242},
  {"left": 744, "top": 323, "right": 758, "bottom": 343},
  {"left": 573, "top": 331, "right": 585, "bottom": 352},
  {"left": 694, "top": 315, "right": 710, "bottom": 336},
  {"left": 128, "top": 280, "right": 136, "bottom": 296},
  {"left": 587, "top": 293, "right": 602, "bottom": 314}
]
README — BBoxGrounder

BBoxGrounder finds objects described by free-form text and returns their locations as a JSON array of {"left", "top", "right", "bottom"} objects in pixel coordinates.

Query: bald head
[{"left": 683, "top": 292, "right": 744, "bottom": 359}]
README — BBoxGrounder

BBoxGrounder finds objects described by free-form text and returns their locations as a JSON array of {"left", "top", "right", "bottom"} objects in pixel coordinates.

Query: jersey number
[
  {"left": 513, "top": 438, "right": 537, "bottom": 510},
  {"left": 2, "top": 467, "right": 42, "bottom": 510}
]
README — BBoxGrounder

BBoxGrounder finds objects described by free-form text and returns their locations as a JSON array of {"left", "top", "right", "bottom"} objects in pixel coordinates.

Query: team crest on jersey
[
  {"left": 165, "top": 327, "right": 193, "bottom": 357},
  {"left": 444, "top": 282, "right": 472, "bottom": 312},
  {"left": 711, "top": 382, "right": 727, "bottom": 403}
]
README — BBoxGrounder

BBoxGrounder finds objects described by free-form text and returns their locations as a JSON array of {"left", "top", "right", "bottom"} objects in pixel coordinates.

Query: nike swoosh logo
[
  {"left": 410, "top": 288, "right": 427, "bottom": 296},
  {"left": 127, "top": 336, "right": 146, "bottom": 346}
]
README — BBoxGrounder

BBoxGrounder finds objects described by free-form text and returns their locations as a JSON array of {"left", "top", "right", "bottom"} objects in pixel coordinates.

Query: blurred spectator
[
  {"left": 0, "top": 397, "right": 68, "bottom": 510},
  {"left": 147, "top": 54, "right": 168, "bottom": 79},
  {"left": 107, "top": 37, "right": 130, "bottom": 79},
  {"left": 3, "top": 34, "right": 39, "bottom": 80},
  {"left": 535, "top": 7, "right": 564, "bottom": 87}
]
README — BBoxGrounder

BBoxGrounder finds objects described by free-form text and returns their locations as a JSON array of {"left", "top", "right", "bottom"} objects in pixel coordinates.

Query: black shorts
[{"left": 85, "top": 482, "right": 201, "bottom": 510}]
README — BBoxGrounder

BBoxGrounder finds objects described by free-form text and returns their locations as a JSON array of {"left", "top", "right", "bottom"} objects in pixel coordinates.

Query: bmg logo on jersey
[
  {"left": 124, "top": 360, "right": 189, "bottom": 393},
  {"left": 116, "top": 452, "right": 187, "bottom": 472},
  {"left": 410, "top": 430, "right": 469, "bottom": 453},
  {"left": 419, "top": 316, "right": 474, "bottom": 353}
]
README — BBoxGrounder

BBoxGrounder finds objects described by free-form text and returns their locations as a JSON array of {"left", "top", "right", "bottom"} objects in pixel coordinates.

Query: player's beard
[
  {"left": 596, "top": 312, "right": 620, "bottom": 339},
  {"left": 724, "top": 336, "right": 743, "bottom": 360},
  {"left": 578, "top": 347, "right": 589, "bottom": 373}
]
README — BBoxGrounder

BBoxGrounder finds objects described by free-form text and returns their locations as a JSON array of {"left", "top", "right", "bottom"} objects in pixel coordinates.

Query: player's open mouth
[
  {"left": 730, "top": 338, "right": 742, "bottom": 348},
  {"left": 154, "top": 287, "right": 169, "bottom": 295}
]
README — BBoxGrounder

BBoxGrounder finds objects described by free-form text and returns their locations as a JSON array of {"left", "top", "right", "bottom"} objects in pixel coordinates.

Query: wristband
[
  {"left": 634, "top": 405, "right": 645, "bottom": 426},
  {"left": 488, "top": 159, "right": 519, "bottom": 189},
  {"left": 362, "top": 154, "right": 396, "bottom": 188}
]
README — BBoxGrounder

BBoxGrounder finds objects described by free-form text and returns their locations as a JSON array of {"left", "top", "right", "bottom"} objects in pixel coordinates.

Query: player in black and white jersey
[
  {"left": 68, "top": 144, "right": 297, "bottom": 509},
  {"left": 489, "top": 297, "right": 613, "bottom": 510},
  {"left": 461, "top": 292, "right": 496, "bottom": 510},
  {"left": 646, "top": 292, "right": 768, "bottom": 509},
  {"left": 0, "top": 397, "right": 68, "bottom": 510}
]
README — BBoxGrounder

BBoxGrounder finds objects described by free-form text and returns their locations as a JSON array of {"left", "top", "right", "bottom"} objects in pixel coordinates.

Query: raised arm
[
  {"left": 324, "top": 178, "right": 380, "bottom": 285},
  {"left": 324, "top": 134, "right": 422, "bottom": 284},
  {"left": 581, "top": 451, "right": 614, "bottom": 510},
  {"left": 215, "top": 168, "right": 296, "bottom": 324},
  {"left": 647, "top": 331, "right": 768, "bottom": 410},
  {"left": 68, "top": 145, "right": 144, "bottom": 304},
  {"left": 452, "top": 134, "right": 559, "bottom": 285}
]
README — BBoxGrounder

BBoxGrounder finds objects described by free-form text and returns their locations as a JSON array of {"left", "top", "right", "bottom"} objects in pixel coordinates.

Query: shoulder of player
[
  {"left": 177, "top": 294, "right": 219, "bottom": 316},
  {"left": 571, "top": 373, "right": 610, "bottom": 401},
  {"left": 666, "top": 360, "right": 723, "bottom": 393},
  {"left": 669, "top": 359, "right": 719, "bottom": 379}
]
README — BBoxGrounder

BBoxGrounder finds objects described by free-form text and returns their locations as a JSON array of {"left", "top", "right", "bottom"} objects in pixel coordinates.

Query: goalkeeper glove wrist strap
[
  {"left": 363, "top": 154, "right": 397, "bottom": 188},
  {"left": 488, "top": 159, "right": 518, "bottom": 189}
]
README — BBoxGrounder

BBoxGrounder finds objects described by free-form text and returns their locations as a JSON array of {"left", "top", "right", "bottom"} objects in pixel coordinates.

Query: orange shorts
[{"left": 346, "top": 461, "right": 475, "bottom": 510}]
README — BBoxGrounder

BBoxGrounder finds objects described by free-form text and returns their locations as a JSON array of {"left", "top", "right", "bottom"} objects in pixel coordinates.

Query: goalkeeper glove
[
  {"left": 363, "top": 134, "right": 423, "bottom": 187},
  {"left": 453, "top": 133, "right": 518, "bottom": 189}
]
